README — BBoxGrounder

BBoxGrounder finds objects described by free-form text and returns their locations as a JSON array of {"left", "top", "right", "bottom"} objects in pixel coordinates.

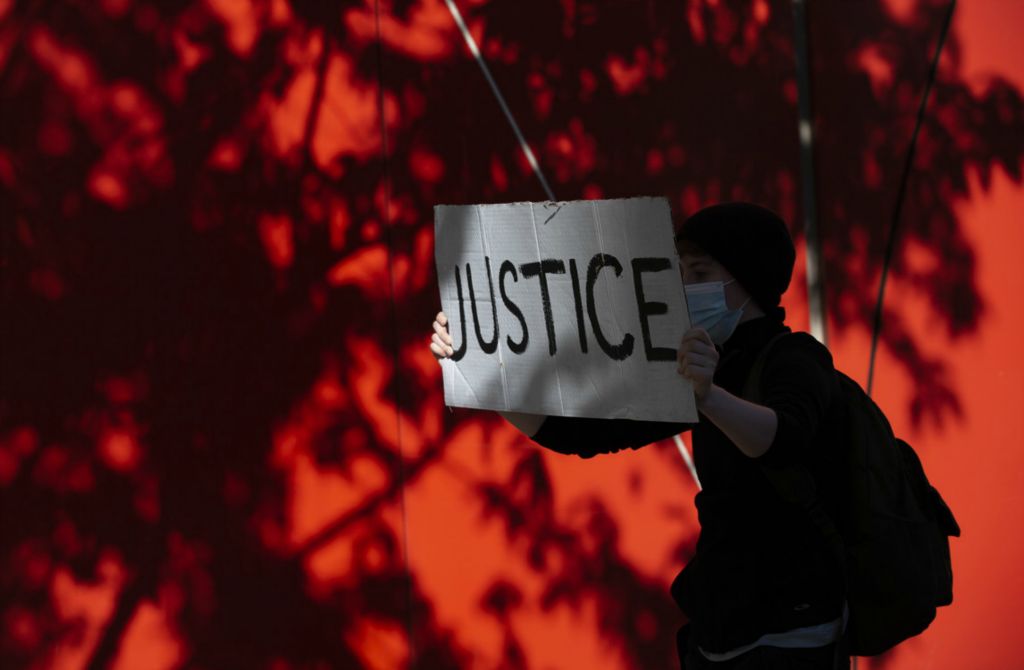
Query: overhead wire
[
  {"left": 866, "top": 0, "right": 957, "bottom": 397},
  {"left": 443, "top": 0, "right": 556, "bottom": 201}
]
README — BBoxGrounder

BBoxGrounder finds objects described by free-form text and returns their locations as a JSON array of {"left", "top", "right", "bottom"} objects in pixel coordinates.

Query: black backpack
[{"left": 744, "top": 333, "right": 961, "bottom": 656}]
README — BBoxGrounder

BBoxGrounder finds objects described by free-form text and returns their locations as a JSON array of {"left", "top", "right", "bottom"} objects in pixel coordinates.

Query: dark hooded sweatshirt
[{"left": 530, "top": 316, "right": 846, "bottom": 654}]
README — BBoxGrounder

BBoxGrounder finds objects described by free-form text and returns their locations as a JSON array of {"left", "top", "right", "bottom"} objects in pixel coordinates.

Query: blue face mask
[{"left": 684, "top": 280, "right": 750, "bottom": 346}]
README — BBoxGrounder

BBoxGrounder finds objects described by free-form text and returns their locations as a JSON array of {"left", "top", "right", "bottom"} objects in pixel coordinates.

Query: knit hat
[{"left": 676, "top": 202, "right": 796, "bottom": 315}]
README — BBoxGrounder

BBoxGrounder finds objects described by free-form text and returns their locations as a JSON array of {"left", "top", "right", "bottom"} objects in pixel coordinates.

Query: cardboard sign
[{"left": 434, "top": 197, "right": 696, "bottom": 423}]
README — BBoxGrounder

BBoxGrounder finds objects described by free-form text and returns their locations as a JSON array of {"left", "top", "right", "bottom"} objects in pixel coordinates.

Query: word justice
[{"left": 446, "top": 253, "right": 678, "bottom": 362}]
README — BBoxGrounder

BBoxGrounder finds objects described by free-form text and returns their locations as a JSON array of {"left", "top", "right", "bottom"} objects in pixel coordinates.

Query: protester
[{"left": 430, "top": 202, "right": 849, "bottom": 669}]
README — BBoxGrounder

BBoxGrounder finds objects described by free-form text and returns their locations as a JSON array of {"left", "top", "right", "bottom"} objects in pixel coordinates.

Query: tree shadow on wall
[{"left": 1, "top": 0, "right": 1020, "bottom": 669}]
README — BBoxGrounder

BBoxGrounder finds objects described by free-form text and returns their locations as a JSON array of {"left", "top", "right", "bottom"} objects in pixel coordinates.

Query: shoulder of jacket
[{"left": 765, "top": 331, "right": 834, "bottom": 366}]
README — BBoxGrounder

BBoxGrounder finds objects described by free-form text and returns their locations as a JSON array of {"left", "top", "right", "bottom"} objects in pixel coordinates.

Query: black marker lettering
[
  {"left": 466, "top": 257, "right": 499, "bottom": 354},
  {"left": 519, "top": 259, "right": 566, "bottom": 356},
  {"left": 499, "top": 260, "right": 528, "bottom": 354},
  {"left": 586, "top": 253, "right": 634, "bottom": 360},
  {"left": 631, "top": 257, "right": 676, "bottom": 361},
  {"left": 450, "top": 265, "right": 469, "bottom": 361},
  {"left": 569, "top": 258, "right": 588, "bottom": 353}
]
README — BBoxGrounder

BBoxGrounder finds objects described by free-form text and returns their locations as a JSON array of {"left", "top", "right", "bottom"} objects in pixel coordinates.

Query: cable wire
[{"left": 866, "top": 0, "right": 957, "bottom": 397}]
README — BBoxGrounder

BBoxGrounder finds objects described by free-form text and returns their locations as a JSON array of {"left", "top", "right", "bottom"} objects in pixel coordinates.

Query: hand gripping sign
[{"left": 435, "top": 197, "right": 697, "bottom": 423}]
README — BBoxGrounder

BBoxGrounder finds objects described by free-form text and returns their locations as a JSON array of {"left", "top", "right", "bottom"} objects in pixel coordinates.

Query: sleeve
[
  {"left": 755, "top": 333, "right": 840, "bottom": 465},
  {"left": 530, "top": 416, "right": 693, "bottom": 459}
]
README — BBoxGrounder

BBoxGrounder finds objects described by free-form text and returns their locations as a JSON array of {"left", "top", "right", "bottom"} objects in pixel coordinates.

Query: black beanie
[{"left": 676, "top": 202, "right": 796, "bottom": 315}]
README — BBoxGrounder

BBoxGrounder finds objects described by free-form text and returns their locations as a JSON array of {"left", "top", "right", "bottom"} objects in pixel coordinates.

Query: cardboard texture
[{"left": 435, "top": 197, "right": 697, "bottom": 423}]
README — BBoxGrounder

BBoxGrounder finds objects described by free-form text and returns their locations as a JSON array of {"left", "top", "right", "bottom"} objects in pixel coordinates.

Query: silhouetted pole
[{"left": 792, "top": 0, "right": 828, "bottom": 346}]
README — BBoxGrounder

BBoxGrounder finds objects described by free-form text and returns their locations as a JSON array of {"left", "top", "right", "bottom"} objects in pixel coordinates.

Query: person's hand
[
  {"left": 678, "top": 328, "right": 719, "bottom": 404},
  {"left": 429, "top": 311, "right": 455, "bottom": 360}
]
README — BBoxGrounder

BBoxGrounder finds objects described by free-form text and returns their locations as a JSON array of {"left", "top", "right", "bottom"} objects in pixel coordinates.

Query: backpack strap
[
  {"left": 741, "top": 332, "right": 790, "bottom": 400},
  {"left": 743, "top": 333, "right": 849, "bottom": 592}
]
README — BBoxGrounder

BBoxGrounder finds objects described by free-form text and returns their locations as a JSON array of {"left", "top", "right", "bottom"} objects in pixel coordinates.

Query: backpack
[{"left": 744, "top": 333, "right": 961, "bottom": 657}]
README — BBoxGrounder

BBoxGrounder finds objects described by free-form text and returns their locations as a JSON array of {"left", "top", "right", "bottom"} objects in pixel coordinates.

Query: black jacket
[{"left": 530, "top": 316, "right": 846, "bottom": 653}]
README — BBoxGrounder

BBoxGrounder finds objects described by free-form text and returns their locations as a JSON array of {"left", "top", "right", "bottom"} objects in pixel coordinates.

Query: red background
[{"left": 1, "top": 1, "right": 1021, "bottom": 668}]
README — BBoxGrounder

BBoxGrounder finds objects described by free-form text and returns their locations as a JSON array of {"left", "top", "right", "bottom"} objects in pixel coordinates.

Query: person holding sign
[{"left": 430, "top": 202, "right": 848, "bottom": 670}]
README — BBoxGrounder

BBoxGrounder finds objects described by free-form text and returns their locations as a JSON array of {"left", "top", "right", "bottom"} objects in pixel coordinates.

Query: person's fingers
[
  {"left": 433, "top": 319, "right": 452, "bottom": 344},
  {"left": 431, "top": 332, "right": 451, "bottom": 353},
  {"left": 694, "top": 328, "right": 713, "bottom": 347},
  {"left": 679, "top": 331, "right": 720, "bottom": 354},
  {"left": 680, "top": 363, "right": 713, "bottom": 380},
  {"left": 677, "top": 350, "right": 704, "bottom": 367},
  {"left": 432, "top": 334, "right": 455, "bottom": 357},
  {"left": 677, "top": 359, "right": 699, "bottom": 377},
  {"left": 678, "top": 340, "right": 718, "bottom": 363},
  {"left": 432, "top": 337, "right": 454, "bottom": 357},
  {"left": 681, "top": 328, "right": 714, "bottom": 347},
  {"left": 680, "top": 327, "right": 705, "bottom": 342},
  {"left": 681, "top": 340, "right": 714, "bottom": 360},
  {"left": 436, "top": 311, "right": 448, "bottom": 327},
  {"left": 430, "top": 341, "right": 446, "bottom": 359},
  {"left": 681, "top": 351, "right": 716, "bottom": 369},
  {"left": 680, "top": 369, "right": 711, "bottom": 391},
  {"left": 678, "top": 356, "right": 716, "bottom": 378}
]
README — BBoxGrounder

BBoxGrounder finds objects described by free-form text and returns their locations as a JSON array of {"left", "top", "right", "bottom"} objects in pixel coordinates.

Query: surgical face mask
[{"left": 684, "top": 280, "right": 750, "bottom": 346}]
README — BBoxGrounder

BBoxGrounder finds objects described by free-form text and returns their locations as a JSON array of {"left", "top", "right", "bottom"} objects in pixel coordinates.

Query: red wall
[{"left": 1, "top": 1, "right": 1020, "bottom": 668}]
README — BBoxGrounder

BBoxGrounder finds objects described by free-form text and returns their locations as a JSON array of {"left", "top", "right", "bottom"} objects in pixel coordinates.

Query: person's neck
[{"left": 738, "top": 301, "right": 765, "bottom": 324}]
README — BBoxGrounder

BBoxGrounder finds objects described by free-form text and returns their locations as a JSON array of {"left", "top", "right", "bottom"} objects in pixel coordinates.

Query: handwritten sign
[{"left": 435, "top": 197, "right": 696, "bottom": 423}]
